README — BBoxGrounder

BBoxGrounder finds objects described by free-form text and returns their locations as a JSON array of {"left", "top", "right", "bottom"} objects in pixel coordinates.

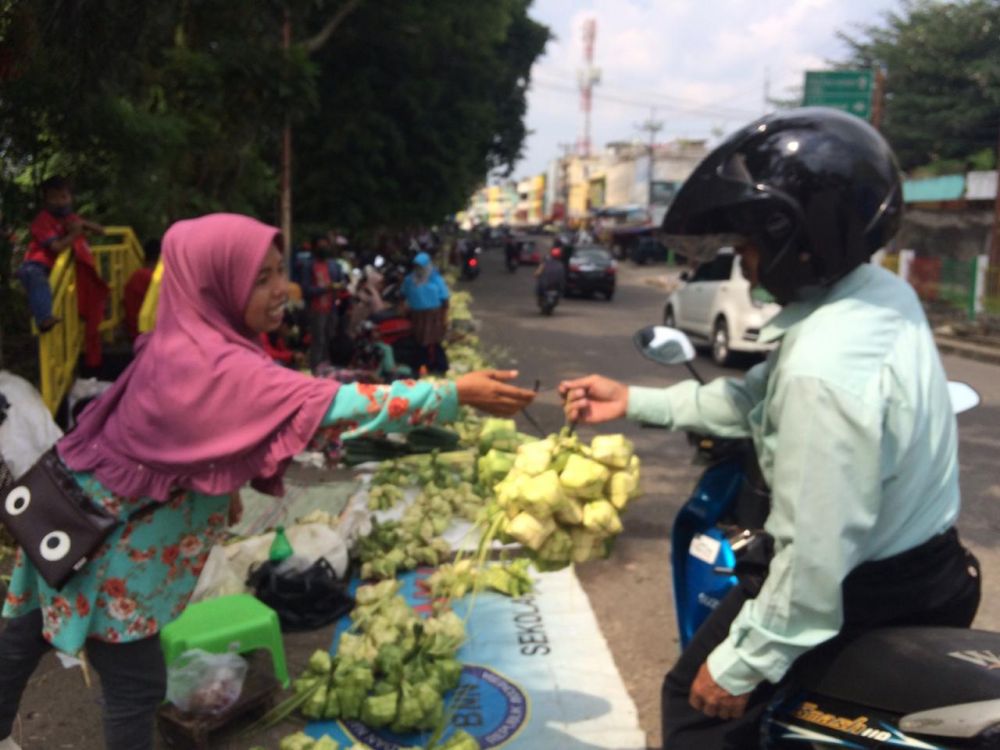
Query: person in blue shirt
[
  {"left": 401, "top": 252, "right": 450, "bottom": 374},
  {"left": 560, "top": 108, "right": 981, "bottom": 749}
]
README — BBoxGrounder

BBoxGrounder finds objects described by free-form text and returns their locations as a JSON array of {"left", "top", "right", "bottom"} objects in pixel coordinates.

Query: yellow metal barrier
[
  {"left": 38, "top": 251, "right": 84, "bottom": 415},
  {"left": 138, "top": 259, "right": 164, "bottom": 334},
  {"left": 37, "top": 226, "right": 145, "bottom": 414},
  {"left": 93, "top": 226, "right": 145, "bottom": 338}
]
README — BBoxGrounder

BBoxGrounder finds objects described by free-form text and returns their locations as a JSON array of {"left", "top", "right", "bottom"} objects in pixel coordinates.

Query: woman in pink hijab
[{"left": 0, "top": 214, "right": 534, "bottom": 750}]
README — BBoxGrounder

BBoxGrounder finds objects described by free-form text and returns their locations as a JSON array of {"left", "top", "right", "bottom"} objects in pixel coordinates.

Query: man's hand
[
  {"left": 456, "top": 370, "right": 536, "bottom": 416},
  {"left": 558, "top": 374, "right": 628, "bottom": 424},
  {"left": 689, "top": 663, "right": 750, "bottom": 720}
]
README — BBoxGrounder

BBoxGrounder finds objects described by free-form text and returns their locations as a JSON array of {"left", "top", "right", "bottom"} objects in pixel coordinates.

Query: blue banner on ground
[{"left": 305, "top": 567, "right": 645, "bottom": 749}]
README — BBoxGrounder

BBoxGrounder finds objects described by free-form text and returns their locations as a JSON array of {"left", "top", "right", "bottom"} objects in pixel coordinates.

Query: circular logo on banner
[{"left": 343, "top": 664, "right": 529, "bottom": 750}]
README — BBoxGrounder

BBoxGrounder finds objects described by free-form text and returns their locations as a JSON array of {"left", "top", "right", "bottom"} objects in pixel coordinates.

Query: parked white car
[{"left": 663, "top": 248, "right": 782, "bottom": 366}]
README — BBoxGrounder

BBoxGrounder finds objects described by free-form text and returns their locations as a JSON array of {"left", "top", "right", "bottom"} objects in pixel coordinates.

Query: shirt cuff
[
  {"left": 437, "top": 381, "right": 460, "bottom": 424},
  {"left": 626, "top": 386, "right": 674, "bottom": 426},
  {"left": 706, "top": 638, "right": 769, "bottom": 695}
]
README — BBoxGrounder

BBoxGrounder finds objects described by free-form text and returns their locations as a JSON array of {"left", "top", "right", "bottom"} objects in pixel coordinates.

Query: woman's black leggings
[{"left": 0, "top": 608, "right": 167, "bottom": 750}]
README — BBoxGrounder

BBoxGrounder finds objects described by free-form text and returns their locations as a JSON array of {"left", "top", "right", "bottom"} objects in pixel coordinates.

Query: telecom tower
[{"left": 577, "top": 18, "right": 601, "bottom": 157}]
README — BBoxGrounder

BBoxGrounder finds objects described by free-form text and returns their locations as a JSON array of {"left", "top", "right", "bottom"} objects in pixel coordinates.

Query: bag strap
[{"left": 0, "top": 449, "right": 14, "bottom": 491}]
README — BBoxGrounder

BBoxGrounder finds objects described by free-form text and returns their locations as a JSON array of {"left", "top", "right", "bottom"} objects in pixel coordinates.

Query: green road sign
[{"left": 802, "top": 70, "right": 874, "bottom": 121}]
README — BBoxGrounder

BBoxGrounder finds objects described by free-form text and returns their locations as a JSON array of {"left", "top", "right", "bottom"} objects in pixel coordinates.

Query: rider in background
[{"left": 534, "top": 246, "right": 566, "bottom": 300}]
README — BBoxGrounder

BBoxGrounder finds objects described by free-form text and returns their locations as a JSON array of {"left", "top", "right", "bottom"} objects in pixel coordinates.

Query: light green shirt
[{"left": 627, "top": 263, "right": 959, "bottom": 694}]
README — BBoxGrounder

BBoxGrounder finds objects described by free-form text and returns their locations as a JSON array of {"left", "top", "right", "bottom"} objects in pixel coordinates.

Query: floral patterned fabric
[{"left": 2, "top": 379, "right": 457, "bottom": 654}]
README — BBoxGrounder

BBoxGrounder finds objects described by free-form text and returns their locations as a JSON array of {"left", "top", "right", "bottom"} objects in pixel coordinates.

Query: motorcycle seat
[{"left": 797, "top": 627, "right": 1000, "bottom": 715}]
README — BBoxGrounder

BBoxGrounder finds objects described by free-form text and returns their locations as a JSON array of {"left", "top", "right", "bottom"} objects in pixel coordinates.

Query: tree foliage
[
  {"left": 838, "top": 0, "right": 1000, "bottom": 172},
  {"left": 0, "top": 0, "right": 549, "bottom": 238},
  {"left": 291, "top": 0, "right": 549, "bottom": 231}
]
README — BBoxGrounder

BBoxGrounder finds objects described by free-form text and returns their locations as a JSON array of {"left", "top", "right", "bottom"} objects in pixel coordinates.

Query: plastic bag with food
[{"left": 166, "top": 648, "right": 248, "bottom": 715}]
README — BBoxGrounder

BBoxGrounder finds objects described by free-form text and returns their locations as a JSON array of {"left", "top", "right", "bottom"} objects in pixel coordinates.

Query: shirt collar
[{"left": 758, "top": 264, "right": 875, "bottom": 343}]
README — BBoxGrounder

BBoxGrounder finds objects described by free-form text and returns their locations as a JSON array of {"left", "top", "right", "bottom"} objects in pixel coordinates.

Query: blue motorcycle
[{"left": 633, "top": 324, "right": 1000, "bottom": 750}]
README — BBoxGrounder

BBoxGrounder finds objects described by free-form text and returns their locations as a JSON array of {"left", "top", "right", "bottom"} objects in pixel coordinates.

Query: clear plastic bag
[{"left": 166, "top": 648, "right": 248, "bottom": 715}]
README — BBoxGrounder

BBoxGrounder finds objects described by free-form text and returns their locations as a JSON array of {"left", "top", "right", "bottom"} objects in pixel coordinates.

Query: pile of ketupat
[
  {"left": 482, "top": 428, "right": 641, "bottom": 569},
  {"left": 356, "top": 451, "right": 486, "bottom": 580},
  {"left": 424, "top": 558, "right": 534, "bottom": 599},
  {"left": 292, "top": 581, "right": 465, "bottom": 732}
]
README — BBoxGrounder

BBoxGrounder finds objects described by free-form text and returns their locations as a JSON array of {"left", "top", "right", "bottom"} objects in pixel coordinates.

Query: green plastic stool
[{"left": 160, "top": 594, "right": 290, "bottom": 688}]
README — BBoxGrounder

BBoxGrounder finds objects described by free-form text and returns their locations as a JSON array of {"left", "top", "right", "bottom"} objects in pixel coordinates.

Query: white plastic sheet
[{"left": 0, "top": 371, "right": 63, "bottom": 477}]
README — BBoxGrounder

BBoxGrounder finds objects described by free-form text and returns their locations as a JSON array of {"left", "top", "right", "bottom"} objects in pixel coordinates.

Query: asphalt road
[{"left": 464, "top": 245, "right": 1000, "bottom": 750}]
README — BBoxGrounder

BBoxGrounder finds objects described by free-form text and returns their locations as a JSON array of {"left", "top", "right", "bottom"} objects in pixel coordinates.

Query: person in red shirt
[
  {"left": 305, "top": 235, "right": 345, "bottom": 369},
  {"left": 123, "top": 238, "right": 160, "bottom": 343},
  {"left": 17, "top": 176, "right": 105, "bottom": 332}
]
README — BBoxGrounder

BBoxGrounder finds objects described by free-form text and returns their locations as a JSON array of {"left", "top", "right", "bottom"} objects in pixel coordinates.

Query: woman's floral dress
[{"left": 2, "top": 380, "right": 457, "bottom": 654}]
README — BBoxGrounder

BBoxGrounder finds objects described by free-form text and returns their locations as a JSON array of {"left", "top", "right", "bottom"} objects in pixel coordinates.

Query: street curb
[{"left": 935, "top": 335, "right": 1000, "bottom": 366}]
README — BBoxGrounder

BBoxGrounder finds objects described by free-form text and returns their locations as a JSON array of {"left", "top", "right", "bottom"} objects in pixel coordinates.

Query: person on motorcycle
[
  {"left": 559, "top": 108, "right": 981, "bottom": 749},
  {"left": 535, "top": 245, "right": 566, "bottom": 299},
  {"left": 504, "top": 235, "right": 519, "bottom": 269}
]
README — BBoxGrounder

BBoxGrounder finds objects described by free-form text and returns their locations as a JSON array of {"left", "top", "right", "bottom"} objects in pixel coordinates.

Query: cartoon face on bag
[
  {"left": 0, "top": 453, "right": 119, "bottom": 590},
  {"left": 4, "top": 483, "right": 72, "bottom": 563}
]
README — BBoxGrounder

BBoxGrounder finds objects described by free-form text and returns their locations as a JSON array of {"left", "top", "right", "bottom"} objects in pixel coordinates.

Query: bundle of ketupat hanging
[{"left": 483, "top": 430, "right": 641, "bottom": 569}]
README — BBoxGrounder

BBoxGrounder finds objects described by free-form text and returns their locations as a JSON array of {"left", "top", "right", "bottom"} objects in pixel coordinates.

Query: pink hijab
[{"left": 58, "top": 214, "right": 340, "bottom": 500}]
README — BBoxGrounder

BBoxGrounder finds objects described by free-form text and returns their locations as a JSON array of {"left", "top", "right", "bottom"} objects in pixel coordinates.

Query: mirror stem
[{"left": 685, "top": 361, "right": 705, "bottom": 384}]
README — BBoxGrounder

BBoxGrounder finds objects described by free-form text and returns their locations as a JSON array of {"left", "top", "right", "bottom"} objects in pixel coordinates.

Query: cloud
[{"left": 515, "top": 0, "right": 898, "bottom": 178}]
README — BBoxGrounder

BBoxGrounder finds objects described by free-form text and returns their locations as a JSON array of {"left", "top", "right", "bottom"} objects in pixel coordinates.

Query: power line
[
  {"left": 530, "top": 77, "right": 758, "bottom": 121},
  {"left": 531, "top": 75, "right": 759, "bottom": 119},
  {"left": 531, "top": 71, "right": 762, "bottom": 119}
]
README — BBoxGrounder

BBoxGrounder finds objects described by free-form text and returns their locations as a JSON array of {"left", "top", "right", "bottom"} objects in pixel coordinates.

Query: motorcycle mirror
[
  {"left": 948, "top": 381, "right": 980, "bottom": 415},
  {"left": 633, "top": 325, "right": 696, "bottom": 366}
]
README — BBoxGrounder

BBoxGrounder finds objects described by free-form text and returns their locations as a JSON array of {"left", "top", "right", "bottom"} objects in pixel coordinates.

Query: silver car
[{"left": 663, "top": 248, "right": 781, "bottom": 366}]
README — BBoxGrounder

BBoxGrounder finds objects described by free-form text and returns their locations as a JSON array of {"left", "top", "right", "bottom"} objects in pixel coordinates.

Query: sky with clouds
[{"left": 515, "top": 0, "right": 900, "bottom": 178}]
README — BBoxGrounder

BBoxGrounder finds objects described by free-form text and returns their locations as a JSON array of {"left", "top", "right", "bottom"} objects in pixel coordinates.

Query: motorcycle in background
[
  {"left": 537, "top": 289, "right": 560, "bottom": 316},
  {"left": 632, "top": 324, "right": 1000, "bottom": 749},
  {"left": 461, "top": 245, "right": 482, "bottom": 280}
]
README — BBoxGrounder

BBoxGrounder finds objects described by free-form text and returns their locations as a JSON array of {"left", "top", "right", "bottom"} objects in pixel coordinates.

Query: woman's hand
[
  {"left": 456, "top": 370, "right": 536, "bottom": 416},
  {"left": 558, "top": 374, "right": 629, "bottom": 424}
]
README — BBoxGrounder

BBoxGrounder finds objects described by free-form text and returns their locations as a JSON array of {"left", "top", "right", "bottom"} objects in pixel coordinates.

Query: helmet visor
[
  {"left": 658, "top": 232, "right": 749, "bottom": 263},
  {"left": 660, "top": 148, "right": 800, "bottom": 264}
]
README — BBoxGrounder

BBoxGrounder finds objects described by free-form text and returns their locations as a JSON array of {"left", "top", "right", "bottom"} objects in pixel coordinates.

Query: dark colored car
[
  {"left": 631, "top": 236, "right": 668, "bottom": 265},
  {"left": 566, "top": 245, "right": 616, "bottom": 300}
]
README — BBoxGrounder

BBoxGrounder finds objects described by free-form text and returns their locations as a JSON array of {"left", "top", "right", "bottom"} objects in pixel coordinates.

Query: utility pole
[
  {"left": 871, "top": 66, "right": 887, "bottom": 131},
  {"left": 763, "top": 67, "right": 771, "bottom": 114},
  {"left": 636, "top": 110, "right": 664, "bottom": 209},
  {"left": 557, "top": 142, "right": 574, "bottom": 220},
  {"left": 577, "top": 19, "right": 601, "bottom": 157},
  {"left": 281, "top": 10, "right": 293, "bottom": 252}
]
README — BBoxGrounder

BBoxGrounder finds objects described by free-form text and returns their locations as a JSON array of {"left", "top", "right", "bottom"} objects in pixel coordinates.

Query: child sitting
[{"left": 17, "top": 176, "right": 104, "bottom": 331}]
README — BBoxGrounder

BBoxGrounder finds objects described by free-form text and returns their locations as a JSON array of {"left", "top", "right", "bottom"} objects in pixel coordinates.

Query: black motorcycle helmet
[{"left": 661, "top": 107, "right": 903, "bottom": 304}]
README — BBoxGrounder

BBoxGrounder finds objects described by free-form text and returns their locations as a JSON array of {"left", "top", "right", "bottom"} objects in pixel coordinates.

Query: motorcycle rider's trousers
[{"left": 661, "top": 527, "right": 981, "bottom": 749}]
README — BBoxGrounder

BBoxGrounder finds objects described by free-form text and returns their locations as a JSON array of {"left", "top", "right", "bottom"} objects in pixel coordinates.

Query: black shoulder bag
[{"left": 0, "top": 448, "right": 158, "bottom": 590}]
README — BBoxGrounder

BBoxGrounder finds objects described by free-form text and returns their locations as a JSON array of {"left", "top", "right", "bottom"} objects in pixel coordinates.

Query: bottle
[{"left": 269, "top": 526, "right": 294, "bottom": 563}]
